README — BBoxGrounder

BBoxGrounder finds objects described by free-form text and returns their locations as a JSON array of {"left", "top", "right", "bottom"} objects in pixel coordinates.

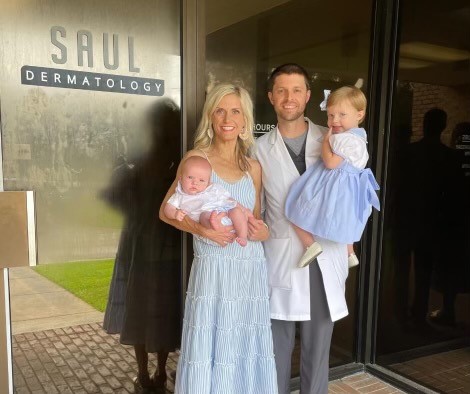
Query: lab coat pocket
[{"left": 264, "top": 237, "right": 292, "bottom": 289}]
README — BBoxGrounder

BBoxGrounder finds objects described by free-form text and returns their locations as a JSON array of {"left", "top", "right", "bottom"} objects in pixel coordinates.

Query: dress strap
[{"left": 198, "top": 149, "right": 211, "bottom": 164}]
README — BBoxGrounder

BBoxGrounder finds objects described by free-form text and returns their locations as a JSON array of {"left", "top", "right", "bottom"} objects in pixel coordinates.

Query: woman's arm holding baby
[{"left": 247, "top": 159, "right": 270, "bottom": 242}]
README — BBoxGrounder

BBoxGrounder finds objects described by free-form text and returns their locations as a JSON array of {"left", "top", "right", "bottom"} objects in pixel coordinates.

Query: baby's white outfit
[{"left": 167, "top": 181, "right": 237, "bottom": 224}]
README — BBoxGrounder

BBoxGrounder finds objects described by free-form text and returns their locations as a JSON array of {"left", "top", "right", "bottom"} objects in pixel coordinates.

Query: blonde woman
[{"left": 160, "top": 84, "right": 277, "bottom": 393}]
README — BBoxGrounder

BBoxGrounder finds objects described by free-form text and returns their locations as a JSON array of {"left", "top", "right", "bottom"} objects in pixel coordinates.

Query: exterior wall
[{"left": 0, "top": 0, "right": 181, "bottom": 263}]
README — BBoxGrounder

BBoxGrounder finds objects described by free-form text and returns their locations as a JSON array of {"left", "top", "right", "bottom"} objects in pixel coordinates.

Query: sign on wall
[{"left": 21, "top": 26, "right": 164, "bottom": 96}]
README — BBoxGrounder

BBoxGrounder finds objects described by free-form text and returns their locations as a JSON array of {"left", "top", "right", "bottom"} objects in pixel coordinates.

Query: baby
[{"left": 164, "top": 155, "right": 252, "bottom": 246}]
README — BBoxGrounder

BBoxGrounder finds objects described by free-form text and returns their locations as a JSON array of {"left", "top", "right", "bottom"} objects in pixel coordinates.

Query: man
[{"left": 254, "top": 64, "right": 349, "bottom": 394}]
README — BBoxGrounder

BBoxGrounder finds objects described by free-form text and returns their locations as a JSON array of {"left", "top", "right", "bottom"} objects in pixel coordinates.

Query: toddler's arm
[{"left": 322, "top": 128, "right": 344, "bottom": 169}]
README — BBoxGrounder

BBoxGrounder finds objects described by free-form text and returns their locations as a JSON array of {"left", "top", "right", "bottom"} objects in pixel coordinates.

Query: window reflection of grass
[
  {"left": 54, "top": 195, "right": 123, "bottom": 228},
  {"left": 34, "top": 259, "right": 114, "bottom": 312}
]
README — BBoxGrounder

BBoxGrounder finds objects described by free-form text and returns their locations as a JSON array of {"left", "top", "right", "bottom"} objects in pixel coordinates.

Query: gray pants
[{"left": 271, "top": 262, "right": 334, "bottom": 394}]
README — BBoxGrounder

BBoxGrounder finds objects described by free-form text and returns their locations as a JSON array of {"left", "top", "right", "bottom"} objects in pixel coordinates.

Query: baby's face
[{"left": 180, "top": 163, "right": 211, "bottom": 195}]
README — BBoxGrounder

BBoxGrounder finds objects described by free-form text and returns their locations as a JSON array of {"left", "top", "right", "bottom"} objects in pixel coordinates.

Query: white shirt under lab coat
[{"left": 254, "top": 118, "right": 349, "bottom": 322}]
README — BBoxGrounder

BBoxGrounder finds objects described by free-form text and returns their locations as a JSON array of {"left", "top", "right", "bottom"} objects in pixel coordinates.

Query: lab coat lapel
[
  {"left": 268, "top": 127, "right": 299, "bottom": 178},
  {"left": 305, "top": 120, "right": 325, "bottom": 168}
]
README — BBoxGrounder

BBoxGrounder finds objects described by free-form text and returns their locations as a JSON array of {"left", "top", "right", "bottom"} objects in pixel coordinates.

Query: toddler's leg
[
  {"left": 228, "top": 207, "right": 248, "bottom": 246},
  {"left": 293, "top": 224, "right": 323, "bottom": 268},
  {"left": 347, "top": 243, "right": 359, "bottom": 268},
  {"left": 347, "top": 244, "right": 354, "bottom": 255},
  {"left": 293, "top": 224, "right": 314, "bottom": 249}
]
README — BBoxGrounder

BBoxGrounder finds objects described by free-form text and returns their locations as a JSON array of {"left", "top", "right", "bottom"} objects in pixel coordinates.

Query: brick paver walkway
[
  {"left": 327, "top": 373, "right": 404, "bottom": 393},
  {"left": 12, "top": 323, "right": 405, "bottom": 393},
  {"left": 13, "top": 323, "right": 176, "bottom": 394},
  {"left": 391, "top": 347, "right": 470, "bottom": 393}
]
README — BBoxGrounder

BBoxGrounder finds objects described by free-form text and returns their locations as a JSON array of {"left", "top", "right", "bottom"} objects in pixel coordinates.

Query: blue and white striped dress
[{"left": 175, "top": 171, "right": 278, "bottom": 394}]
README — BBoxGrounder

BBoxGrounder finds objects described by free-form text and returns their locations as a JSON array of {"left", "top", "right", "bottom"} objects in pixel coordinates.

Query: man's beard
[{"left": 277, "top": 109, "right": 305, "bottom": 122}]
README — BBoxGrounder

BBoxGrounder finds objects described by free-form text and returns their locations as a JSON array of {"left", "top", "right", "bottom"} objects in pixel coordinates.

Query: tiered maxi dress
[{"left": 175, "top": 171, "right": 278, "bottom": 394}]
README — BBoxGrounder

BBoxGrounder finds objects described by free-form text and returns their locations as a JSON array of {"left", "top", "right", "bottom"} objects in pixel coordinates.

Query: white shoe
[
  {"left": 298, "top": 242, "right": 323, "bottom": 268},
  {"left": 348, "top": 253, "right": 359, "bottom": 268}
]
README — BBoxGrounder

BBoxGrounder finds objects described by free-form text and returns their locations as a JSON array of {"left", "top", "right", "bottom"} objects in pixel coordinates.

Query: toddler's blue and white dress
[
  {"left": 175, "top": 171, "right": 278, "bottom": 394},
  {"left": 285, "top": 127, "right": 380, "bottom": 244}
]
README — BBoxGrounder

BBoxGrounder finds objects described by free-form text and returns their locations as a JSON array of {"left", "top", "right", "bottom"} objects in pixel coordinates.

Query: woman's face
[{"left": 210, "top": 94, "right": 245, "bottom": 142}]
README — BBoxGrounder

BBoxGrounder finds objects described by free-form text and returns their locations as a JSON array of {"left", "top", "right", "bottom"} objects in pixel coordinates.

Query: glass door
[
  {"left": 203, "top": 0, "right": 375, "bottom": 375},
  {"left": 375, "top": 0, "right": 470, "bottom": 392}
]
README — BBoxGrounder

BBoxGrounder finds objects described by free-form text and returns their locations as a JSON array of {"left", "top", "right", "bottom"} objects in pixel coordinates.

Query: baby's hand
[{"left": 175, "top": 209, "right": 187, "bottom": 221}]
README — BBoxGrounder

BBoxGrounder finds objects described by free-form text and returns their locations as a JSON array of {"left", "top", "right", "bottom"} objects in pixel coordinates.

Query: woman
[
  {"left": 103, "top": 98, "right": 181, "bottom": 391},
  {"left": 159, "top": 84, "right": 278, "bottom": 393}
]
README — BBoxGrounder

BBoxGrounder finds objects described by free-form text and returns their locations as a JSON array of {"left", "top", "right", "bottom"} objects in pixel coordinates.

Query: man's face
[{"left": 268, "top": 73, "right": 311, "bottom": 122}]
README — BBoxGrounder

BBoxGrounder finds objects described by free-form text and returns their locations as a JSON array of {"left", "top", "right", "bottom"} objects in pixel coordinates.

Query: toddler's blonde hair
[{"left": 327, "top": 86, "right": 367, "bottom": 123}]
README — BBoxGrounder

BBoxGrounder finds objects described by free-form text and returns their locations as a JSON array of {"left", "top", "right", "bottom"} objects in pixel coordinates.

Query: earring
[
  {"left": 239, "top": 127, "right": 248, "bottom": 141},
  {"left": 207, "top": 127, "right": 213, "bottom": 139}
]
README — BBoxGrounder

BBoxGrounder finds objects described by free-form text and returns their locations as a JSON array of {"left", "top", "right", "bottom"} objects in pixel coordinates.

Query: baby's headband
[{"left": 319, "top": 90, "right": 331, "bottom": 111}]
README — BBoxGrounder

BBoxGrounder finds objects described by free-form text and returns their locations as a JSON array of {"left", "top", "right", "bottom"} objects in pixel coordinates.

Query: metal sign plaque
[{"left": 21, "top": 65, "right": 164, "bottom": 96}]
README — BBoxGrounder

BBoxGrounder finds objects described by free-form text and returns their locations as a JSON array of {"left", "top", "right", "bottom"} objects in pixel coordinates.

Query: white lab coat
[{"left": 254, "top": 118, "right": 349, "bottom": 322}]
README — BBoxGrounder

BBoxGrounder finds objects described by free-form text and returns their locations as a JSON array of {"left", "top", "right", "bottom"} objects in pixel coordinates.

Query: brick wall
[{"left": 411, "top": 83, "right": 470, "bottom": 145}]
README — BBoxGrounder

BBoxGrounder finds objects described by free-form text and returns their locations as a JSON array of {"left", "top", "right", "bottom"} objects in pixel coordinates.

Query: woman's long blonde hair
[{"left": 193, "top": 83, "right": 255, "bottom": 171}]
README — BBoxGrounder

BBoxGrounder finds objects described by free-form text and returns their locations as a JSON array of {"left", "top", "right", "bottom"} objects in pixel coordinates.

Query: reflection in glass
[
  {"left": 377, "top": 0, "right": 470, "bottom": 391},
  {"left": 0, "top": 0, "right": 181, "bottom": 264},
  {"left": 102, "top": 98, "right": 182, "bottom": 388},
  {"left": 1, "top": 0, "right": 183, "bottom": 391}
]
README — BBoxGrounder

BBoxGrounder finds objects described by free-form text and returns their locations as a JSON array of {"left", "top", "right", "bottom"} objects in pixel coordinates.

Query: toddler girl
[
  {"left": 285, "top": 86, "right": 380, "bottom": 268},
  {"left": 164, "top": 155, "right": 252, "bottom": 246}
]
